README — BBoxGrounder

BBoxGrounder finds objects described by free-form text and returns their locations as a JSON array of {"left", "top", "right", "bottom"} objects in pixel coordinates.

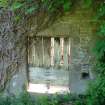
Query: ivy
[
  {"left": 88, "top": 2, "right": 105, "bottom": 104},
  {"left": 92, "top": 2, "right": 105, "bottom": 73},
  {"left": 0, "top": 0, "right": 8, "bottom": 8},
  {"left": 63, "top": 0, "right": 72, "bottom": 12},
  {"left": 95, "top": 3, "right": 105, "bottom": 20},
  {"left": 0, "top": 0, "right": 96, "bottom": 19},
  {"left": 94, "top": 40, "right": 105, "bottom": 60},
  {"left": 25, "top": 6, "right": 38, "bottom": 15},
  {"left": 9, "top": 0, "right": 73, "bottom": 16},
  {"left": 97, "top": 22, "right": 105, "bottom": 37},
  {"left": 82, "top": 0, "right": 93, "bottom": 8},
  {"left": 11, "top": 2, "right": 24, "bottom": 11},
  {"left": 41, "top": 0, "right": 72, "bottom": 13}
]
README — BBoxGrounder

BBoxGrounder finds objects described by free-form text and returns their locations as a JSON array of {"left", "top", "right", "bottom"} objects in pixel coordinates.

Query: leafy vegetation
[
  {"left": 10, "top": 0, "right": 72, "bottom": 14},
  {"left": 82, "top": 0, "right": 93, "bottom": 8},
  {"left": 0, "top": 92, "right": 35, "bottom": 105},
  {"left": 86, "top": 2, "right": 105, "bottom": 105},
  {"left": 0, "top": 0, "right": 95, "bottom": 23},
  {"left": 86, "top": 77, "right": 105, "bottom": 105},
  {"left": 0, "top": 0, "right": 94, "bottom": 15},
  {"left": 0, "top": 0, "right": 8, "bottom": 8},
  {"left": 0, "top": 92, "right": 87, "bottom": 105}
]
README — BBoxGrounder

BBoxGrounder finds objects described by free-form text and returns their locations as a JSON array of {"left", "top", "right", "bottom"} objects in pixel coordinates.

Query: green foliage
[
  {"left": 63, "top": 0, "right": 72, "bottom": 12},
  {"left": 93, "top": 40, "right": 105, "bottom": 60},
  {"left": 73, "top": 94, "right": 86, "bottom": 105},
  {"left": 86, "top": 1, "right": 105, "bottom": 105},
  {"left": 11, "top": 2, "right": 23, "bottom": 11},
  {"left": 9, "top": 0, "right": 72, "bottom": 17},
  {"left": 19, "top": 91, "right": 34, "bottom": 105},
  {"left": 93, "top": 23, "right": 105, "bottom": 75},
  {"left": 0, "top": 93, "right": 87, "bottom": 105},
  {"left": 82, "top": 0, "right": 93, "bottom": 8},
  {"left": 41, "top": 0, "right": 72, "bottom": 13},
  {"left": 10, "top": 0, "right": 37, "bottom": 15},
  {"left": 0, "top": 92, "right": 35, "bottom": 105},
  {"left": 96, "top": 63, "right": 105, "bottom": 75},
  {"left": 0, "top": 0, "right": 8, "bottom": 8},
  {"left": 36, "top": 94, "right": 70, "bottom": 105},
  {"left": 48, "top": 0, "right": 71, "bottom": 12},
  {"left": 35, "top": 94, "right": 87, "bottom": 105},
  {"left": 95, "top": 3, "right": 105, "bottom": 20},
  {"left": 87, "top": 77, "right": 105, "bottom": 105},
  {"left": 25, "top": 6, "right": 38, "bottom": 14},
  {"left": 97, "top": 22, "right": 105, "bottom": 37},
  {"left": 74, "top": 100, "right": 85, "bottom": 105}
]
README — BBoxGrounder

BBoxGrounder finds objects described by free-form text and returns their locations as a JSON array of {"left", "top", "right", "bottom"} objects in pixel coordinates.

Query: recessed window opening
[
  {"left": 81, "top": 72, "right": 89, "bottom": 79},
  {"left": 27, "top": 36, "right": 71, "bottom": 94}
]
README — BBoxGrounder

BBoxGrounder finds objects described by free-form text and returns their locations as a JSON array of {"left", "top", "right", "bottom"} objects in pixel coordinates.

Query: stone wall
[
  {"left": 28, "top": 35, "right": 94, "bottom": 94},
  {"left": 28, "top": 9, "right": 96, "bottom": 94}
]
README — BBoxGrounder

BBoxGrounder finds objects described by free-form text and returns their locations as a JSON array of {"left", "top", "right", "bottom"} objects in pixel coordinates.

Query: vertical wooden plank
[
  {"left": 26, "top": 35, "right": 29, "bottom": 86},
  {"left": 51, "top": 37, "right": 54, "bottom": 66},
  {"left": 32, "top": 45, "right": 34, "bottom": 65},
  {"left": 42, "top": 36, "right": 44, "bottom": 66},
  {"left": 68, "top": 38, "right": 71, "bottom": 92},
  {"left": 31, "top": 38, "right": 36, "bottom": 66},
  {"left": 33, "top": 42, "right": 36, "bottom": 66},
  {"left": 34, "top": 42, "right": 36, "bottom": 65},
  {"left": 68, "top": 38, "right": 71, "bottom": 65},
  {"left": 60, "top": 38, "right": 64, "bottom": 65},
  {"left": 31, "top": 41, "right": 33, "bottom": 65},
  {"left": 28, "top": 37, "right": 29, "bottom": 65}
]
